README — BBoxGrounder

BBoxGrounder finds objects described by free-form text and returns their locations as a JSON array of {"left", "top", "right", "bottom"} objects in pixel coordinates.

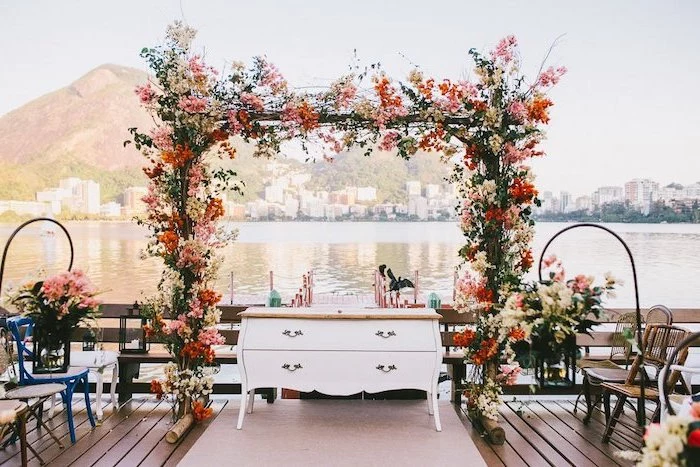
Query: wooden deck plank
[
  {"left": 0, "top": 397, "right": 109, "bottom": 466},
  {"left": 497, "top": 407, "right": 554, "bottom": 466},
  {"left": 57, "top": 400, "right": 163, "bottom": 467},
  {"left": 539, "top": 401, "right": 630, "bottom": 465},
  {"left": 525, "top": 402, "right": 622, "bottom": 467},
  {"left": 555, "top": 400, "right": 639, "bottom": 451},
  {"left": 557, "top": 400, "right": 643, "bottom": 451},
  {"left": 507, "top": 402, "right": 597, "bottom": 467},
  {"left": 499, "top": 405, "right": 570, "bottom": 466},
  {"left": 161, "top": 400, "right": 228, "bottom": 467},
  {"left": 113, "top": 408, "right": 175, "bottom": 467},
  {"left": 91, "top": 402, "right": 171, "bottom": 467},
  {"left": 453, "top": 405, "right": 508, "bottom": 467},
  {"left": 30, "top": 399, "right": 151, "bottom": 467}
]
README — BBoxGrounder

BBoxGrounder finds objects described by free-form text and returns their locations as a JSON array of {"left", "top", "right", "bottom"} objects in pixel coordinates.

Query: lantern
[
  {"left": 82, "top": 329, "right": 97, "bottom": 352},
  {"left": 119, "top": 301, "right": 149, "bottom": 354},
  {"left": 267, "top": 289, "right": 281, "bottom": 307}
]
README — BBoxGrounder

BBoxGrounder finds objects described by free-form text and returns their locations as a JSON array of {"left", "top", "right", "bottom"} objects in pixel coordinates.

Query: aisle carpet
[{"left": 180, "top": 399, "right": 485, "bottom": 467}]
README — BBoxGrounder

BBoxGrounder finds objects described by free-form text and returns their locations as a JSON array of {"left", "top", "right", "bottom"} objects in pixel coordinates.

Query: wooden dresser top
[{"left": 238, "top": 307, "right": 441, "bottom": 320}]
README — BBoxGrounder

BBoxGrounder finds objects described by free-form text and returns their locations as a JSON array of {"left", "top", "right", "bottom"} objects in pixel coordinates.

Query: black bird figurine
[
  {"left": 386, "top": 268, "right": 415, "bottom": 291},
  {"left": 378, "top": 264, "right": 387, "bottom": 279}
]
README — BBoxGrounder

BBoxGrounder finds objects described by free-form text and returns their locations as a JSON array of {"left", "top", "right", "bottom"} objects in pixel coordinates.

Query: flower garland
[{"left": 131, "top": 22, "right": 563, "bottom": 422}]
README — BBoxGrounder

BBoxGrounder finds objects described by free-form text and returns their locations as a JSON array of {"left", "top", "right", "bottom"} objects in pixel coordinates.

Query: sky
[{"left": 1, "top": 0, "right": 699, "bottom": 197}]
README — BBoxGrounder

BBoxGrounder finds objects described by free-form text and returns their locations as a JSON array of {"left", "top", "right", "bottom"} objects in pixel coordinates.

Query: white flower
[{"left": 166, "top": 21, "right": 197, "bottom": 50}]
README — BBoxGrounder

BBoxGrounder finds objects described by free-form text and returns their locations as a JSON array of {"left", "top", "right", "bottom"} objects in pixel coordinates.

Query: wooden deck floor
[
  {"left": 0, "top": 396, "right": 228, "bottom": 467},
  {"left": 461, "top": 399, "right": 648, "bottom": 466},
  {"left": 0, "top": 396, "right": 647, "bottom": 466}
]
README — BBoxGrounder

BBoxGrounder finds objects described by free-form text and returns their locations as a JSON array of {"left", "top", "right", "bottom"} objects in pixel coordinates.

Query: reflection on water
[{"left": 0, "top": 221, "right": 699, "bottom": 308}]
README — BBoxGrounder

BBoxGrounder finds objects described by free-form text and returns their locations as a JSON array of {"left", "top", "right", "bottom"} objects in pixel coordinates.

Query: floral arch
[{"left": 129, "top": 22, "right": 565, "bottom": 440}]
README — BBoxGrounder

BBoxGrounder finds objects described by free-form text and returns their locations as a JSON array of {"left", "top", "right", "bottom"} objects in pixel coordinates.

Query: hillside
[
  {"left": 0, "top": 64, "right": 152, "bottom": 201},
  {"left": 0, "top": 65, "right": 452, "bottom": 204}
]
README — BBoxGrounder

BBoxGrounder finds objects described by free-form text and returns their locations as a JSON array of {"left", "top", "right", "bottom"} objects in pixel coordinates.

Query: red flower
[
  {"left": 509, "top": 178, "right": 538, "bottom": 204},
  {"left": 485, "top": 207, "right": 505, "bottom": 224},
  {"left": 198, "top": 289, "right": 221, "bottom": 307},
  {"left": 519, "top": 249, "right": 533, "bottom": 271},
  {"left": 150, "top": 380, "right": 164, "bottom": 399},
  {"left": 688, "top": 428, "right": 700, "bottom": 448},
  {"left": 472, "top": 338, "right": 498, "bottom": 365},
  {"left": 192, "top": 400, "right": 213, "bottom": 422}
]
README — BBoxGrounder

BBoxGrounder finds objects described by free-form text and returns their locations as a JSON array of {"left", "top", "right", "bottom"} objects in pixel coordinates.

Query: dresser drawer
[
  {"left": 241, "top": 318, "right": 437, "bottom": 351},
  {"left": 241, "top": 350, "right": 439, "bottom": 394}
]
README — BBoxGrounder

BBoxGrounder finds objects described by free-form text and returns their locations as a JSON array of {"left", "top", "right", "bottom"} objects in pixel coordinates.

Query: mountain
[
  {"left": 0, "top": 64, "right": 152, "bottom": 201},
  {"left": 0, "top": 64, "right": 452, "bottom": 204}
]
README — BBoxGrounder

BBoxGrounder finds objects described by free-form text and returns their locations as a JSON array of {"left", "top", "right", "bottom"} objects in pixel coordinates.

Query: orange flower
[
  {"left": 527, "top": 97, "right": 553, "bottom": 124},
  {"left": 158, "top": 230, "right": 179, "bottom": 253},
  {"left": 472, "top": 338, "right": 498, "bottom": 365},
  {"left": 150, "top": 380, "right": 164, "bottom": 399},
  {"left": 161, "top": 144, "right": 194, "bottom": 168},
  {"left": 297, "top": 100, "right": 319, "bottom": 131},
  {"left": 453, "top": 329, "right": 476, "bottom": 347},
  {"left": 509, "top": 178, "right": 538, "bottom": 204},
  {"left": 206, "top": 198, "right": 225, "bottom": 220},
  {"left": 519, "top": 249, "right": 533, "bottom": 271},
  {"left": 509, "top": 328, "right": 526, "bottom": 341},
  {"left": 198, "top": 289, "right": 221, "bottom": 307},
  {"left": 192, "top": 400, "right": 213, "bottom": 422}
]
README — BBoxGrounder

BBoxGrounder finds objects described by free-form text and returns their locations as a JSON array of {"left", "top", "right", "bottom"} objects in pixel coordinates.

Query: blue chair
[{"left": 6, "top": 316, "right": 95, "bottom": 443}]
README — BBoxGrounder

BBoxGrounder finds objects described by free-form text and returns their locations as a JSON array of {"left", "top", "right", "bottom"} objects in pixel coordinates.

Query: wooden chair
[
  {"left": 575, "top": 311, "right": 639, "bottom": 418},
  {"left": 645, "top": 304, "right": 673, "bottom": 325},
  {"left": 601, "top": 324, "right": 690, "bottom": 442}
]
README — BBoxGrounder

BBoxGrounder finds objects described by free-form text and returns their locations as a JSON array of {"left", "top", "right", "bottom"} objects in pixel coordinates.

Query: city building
[
  {"left": 356, "top": 186, "right": 377, "bottom": 202},
  {"left": 0, "top": 200, "right": 51, "bottom": 217},
  {"left": 100, "top": 202, "right": 121, "bottom": 217},
  {"left": 624, "top": 178, "right": 659, "bottom": 213},
  {"left": 406, "top": 181, "right": 421, "bottom": 197},
  {"left": 592, "top": 186, "right": 624, "bottom": 207},
  {"left": 124, "top": 186, "right": 148, "bottom": 215}
]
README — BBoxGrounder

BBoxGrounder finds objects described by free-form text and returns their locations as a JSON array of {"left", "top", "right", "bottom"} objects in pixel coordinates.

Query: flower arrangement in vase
[{"left": 7, "top": 270, "right": 101, "bottom": 373}]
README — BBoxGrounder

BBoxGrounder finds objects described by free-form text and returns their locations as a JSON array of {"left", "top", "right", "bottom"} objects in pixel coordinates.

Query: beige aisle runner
[{"left": 179, "top": 399, "right": 486, "bottom": 467}]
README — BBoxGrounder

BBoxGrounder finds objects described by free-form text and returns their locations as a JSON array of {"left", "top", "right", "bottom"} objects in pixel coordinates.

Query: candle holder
[{"left": 119, "top": 301, "right": 149, "bottom": 354}]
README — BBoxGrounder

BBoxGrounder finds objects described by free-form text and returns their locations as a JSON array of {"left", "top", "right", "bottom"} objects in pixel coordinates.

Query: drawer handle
[
  {"left": 375, "top": 330, "right": 396, "bottom": 338},
  {"left": 282, "top": 363, "right": 303, "bottom": 372},
  {"left": 282, "top": 330, "right": 304, "bottom": 337},
  {"left": 376, "top": 364, "right": 397, "bottom": 373}
]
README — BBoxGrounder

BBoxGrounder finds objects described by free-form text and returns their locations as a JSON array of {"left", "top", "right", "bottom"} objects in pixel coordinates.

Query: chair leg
[
  {"left": 110, "top": 362, "right": 119, "bottom": 410},
  {"left": 64, "top": 384, "right": 77, "bottom": 444},
  {"left": 603, "top": 393, "right": 627, "bottom": 443},
  {"left": 83, "top": 375, "right": 96, "bottom": 429}
]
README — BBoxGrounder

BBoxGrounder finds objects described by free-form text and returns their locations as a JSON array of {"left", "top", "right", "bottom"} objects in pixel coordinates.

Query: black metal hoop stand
[
  {"left": 537, "top": 222, "right": 645, "bottom": 429},
  {"left": 0, "top": 217, "right": 75, "bottom": 297}
]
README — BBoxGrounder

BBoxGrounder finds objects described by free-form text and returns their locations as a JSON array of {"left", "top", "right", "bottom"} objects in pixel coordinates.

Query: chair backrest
[
  {"left": 625, "top": 324, "right": 690, "bottom": 385},
  {"left": 6, "top": 316, "right": 34, "bottom": 384},
  {"left": 645, "top": 304, "right": 673, "bottom": 325},
  {"left": 659, "top": 331, "right": 700, "bottom": 418},
  {"left": 609, "top": 311, "right": 641, "bottom": 364}
]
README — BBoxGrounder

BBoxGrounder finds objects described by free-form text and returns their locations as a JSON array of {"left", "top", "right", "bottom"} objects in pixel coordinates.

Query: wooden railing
[{"left": 54, "top": 304, "right": 700, "bottom": 402}]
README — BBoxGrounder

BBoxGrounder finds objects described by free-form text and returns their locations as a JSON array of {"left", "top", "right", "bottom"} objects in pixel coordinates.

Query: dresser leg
[
  {"left": 237, "top": 385, "right": 247, "bottom": 430},
  {"left": 246, "top": 389, "right": 255, "bottom": 414},
  {"left": 432, "top": 391, "right": 441, "bottom": 432},
  {"left": 426, "top": 391, "right": 434, "bottom": 415}
]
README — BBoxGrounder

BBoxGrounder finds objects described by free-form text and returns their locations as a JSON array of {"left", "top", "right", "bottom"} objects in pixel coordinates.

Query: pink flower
[
  {"left": 571, "top": 274, "right": 592, "bottom": 293},
  {"left": 178, "top": 95, "right": 208, "bottom": 113},
  {"left": 198, "top": 327, "right": 225, "bottom": 346},
  {"left": 690, "top": 402, "right": 700, "bottom": 419},
  {"left": 537, "top": 66, "right": 567, "bottom": 88},
  {"left": 240, "top": 92, "right": 264, "bottom": 112},
  {"left": 187, "top": 299, "right": 203, "bottom": 319},
  {"left": 491, "top": 35, "right": 518, "bottom": 63},
  {"left": 187, "top": 165, "right": 204, "bottom": 196},
  {"left": 176, "top": 243, "right": 206, "bottom": 272},
  {"left": 260, "top": 60, "right": 287, "bottom": 95},
  {"left": 188, "top": 55, "right": 205, "bottom": 75},
  {"left": 150, "top": 127, "right": 174, "bottom": 151},
  {"left": 507, "top": 101, "right": 528, "bottom": 123},
  {"left": 498, "top": 364, "right": 522, "bottom": 386},
  {"left": 135, "top": 83, "right": 156, "bottom": 104},
  {"left": 335, "top": 82, "right": 357, "bottom": 109},
  {"left": 226, "top": 110, "right": 244, "bottom": 135},
  {"left": 379, "top": 131, "right": 400, "bottom": 151},
  {"left": 542, "top": 254, "right": 558, "bottom": 268}
]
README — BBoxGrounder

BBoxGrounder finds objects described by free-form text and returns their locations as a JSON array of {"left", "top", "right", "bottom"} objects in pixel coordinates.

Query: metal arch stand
[
  {"left": 537, "top": 222, "right": 645, "bottom": 430},
  {"left": 0, "top": 217, "right": 74, "bottom": 295}
]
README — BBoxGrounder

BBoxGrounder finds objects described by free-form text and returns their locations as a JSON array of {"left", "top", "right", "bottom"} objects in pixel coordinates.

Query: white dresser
[{"left": 236, "top": 307, "right": 443, "bottom": 431}]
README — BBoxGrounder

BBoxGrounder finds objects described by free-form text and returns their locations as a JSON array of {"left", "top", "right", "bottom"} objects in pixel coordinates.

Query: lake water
[{"left": 1, "top": 221, "right": 699, "bottom": 309}]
